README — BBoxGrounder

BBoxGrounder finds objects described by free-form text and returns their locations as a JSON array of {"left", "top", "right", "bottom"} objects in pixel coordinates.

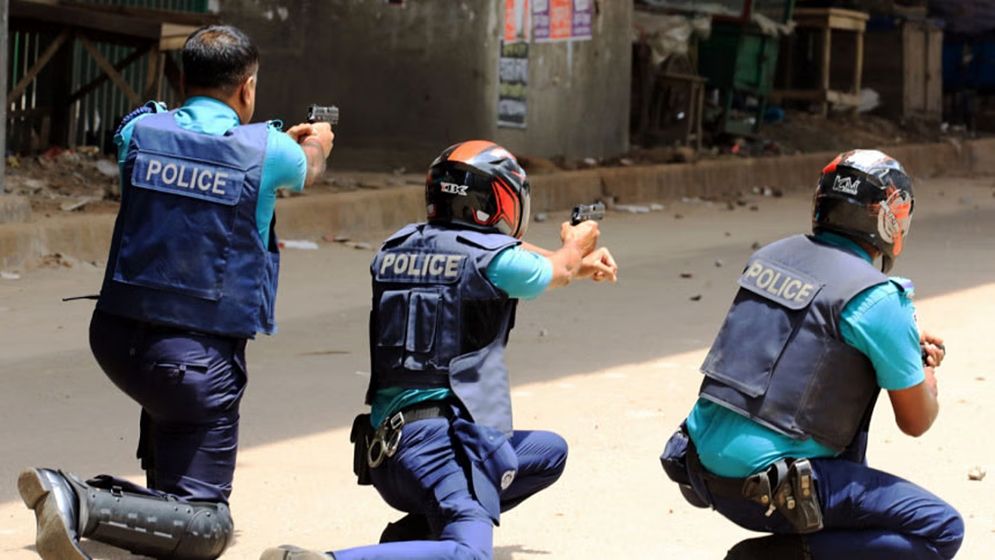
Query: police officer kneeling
[
  {"left": 261, "top": 141, "right": 618, "bottom": 560},
  {"left": 18, "top": 25, "right": 333, "bottom": 560},
  {"left": 661, "top": 150, "right": 964, "bottom": 560}
]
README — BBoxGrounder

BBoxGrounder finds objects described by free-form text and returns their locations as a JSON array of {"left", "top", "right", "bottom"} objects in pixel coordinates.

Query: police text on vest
[
  {"left": 741, "top": 260, "right": 819, "bottom": 307},
  {"left": 132, "top": 153, "right": 244, "bottom": 205},
  {"left": 144, "top": 158, "right": 230, "bottom": 195},
  {"left": 377, "top": 252, "right": 465, "bottom": 281}
]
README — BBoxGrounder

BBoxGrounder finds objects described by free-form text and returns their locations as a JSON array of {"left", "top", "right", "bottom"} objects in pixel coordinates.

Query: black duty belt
[
  {"left": 390, "top": 402, "right": 453, "bottom": 425},
  {"left": 686, "top": 440, "right": 823, "bottom": 533},
  {"left": 686, "top": 443, "right": 778, "bottom": 506},
  {"left": 366, "top": 402, "right": 453, "bottom": 468}
]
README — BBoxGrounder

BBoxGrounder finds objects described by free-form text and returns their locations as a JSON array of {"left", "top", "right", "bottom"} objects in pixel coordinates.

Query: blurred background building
[{"left": 2, "top": 0, "right": 995, "bottom": 177}]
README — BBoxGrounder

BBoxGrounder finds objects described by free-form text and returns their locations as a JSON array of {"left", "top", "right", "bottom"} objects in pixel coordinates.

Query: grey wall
[
  {"left": 223, "top": 0, "right": 629, "bottom": 171},
  {"left": 494, "top": 1, "right": 632, "bottom": 161}
]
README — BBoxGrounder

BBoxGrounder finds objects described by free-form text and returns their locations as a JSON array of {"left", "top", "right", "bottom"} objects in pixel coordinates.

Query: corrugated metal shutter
[{"left": 7, "top": 0, "right": 209, "bottom": 153}]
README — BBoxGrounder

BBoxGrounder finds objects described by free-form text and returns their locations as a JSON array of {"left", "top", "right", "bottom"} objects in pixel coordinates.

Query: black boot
[
  {"left": 725, "top": 534, "right": 811, "bottom": 560},
  {"left": 379, "top": 513, "right": 432, "bottom": 543},
  {"left": 20, "top": 467, "right": 234, "bottom": 560},
  {"left": 18, "top": 468, "right": 91, "bottom": 560},
  {"left": 80, "top": 475, "right": 234, "bottom": 559}
]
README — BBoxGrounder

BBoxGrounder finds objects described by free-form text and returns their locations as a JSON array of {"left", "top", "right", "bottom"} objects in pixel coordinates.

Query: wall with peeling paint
[{"left": 223, "top": 0, "right": 629, "bottom": 170}]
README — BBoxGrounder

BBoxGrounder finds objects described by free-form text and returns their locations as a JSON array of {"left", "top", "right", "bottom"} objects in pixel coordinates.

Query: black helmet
[
  {"left": 426, "top": 140, "right": 531, "bottom": 239},
  {"left": 813, "top": 149, "right": 914, "bottom": 273}
]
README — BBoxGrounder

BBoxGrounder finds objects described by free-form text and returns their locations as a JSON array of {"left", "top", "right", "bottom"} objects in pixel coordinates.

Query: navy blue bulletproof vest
[
  {"left": 367, "top": 224, "right": 520, "bottom": 436},
  {"left": 699, "top": 235, "right": 892, "bottom": 452},
  {"left": 97, "top": 110, "right": 279, "bottom": 339}
]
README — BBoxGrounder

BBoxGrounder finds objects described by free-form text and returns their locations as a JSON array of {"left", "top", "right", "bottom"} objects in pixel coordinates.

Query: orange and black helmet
[
  {"left": 813, "top": 149, "right": 914, "bottom": 273},
  {"left": 426, "top": 140, "right": 531, "bottom": 239}
]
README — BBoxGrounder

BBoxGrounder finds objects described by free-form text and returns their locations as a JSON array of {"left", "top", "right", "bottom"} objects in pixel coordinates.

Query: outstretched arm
[
  {"left": 526, "top": 221, "right": 600, "bottom": 289},
  {"left": 286, "top": 122, "right": 334, "bottom": 188}
]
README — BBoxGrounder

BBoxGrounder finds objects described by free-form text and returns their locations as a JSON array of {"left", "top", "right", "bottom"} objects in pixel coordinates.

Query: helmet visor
[{"left": 516, "top": 180, "right": 531, "bottom": 238}]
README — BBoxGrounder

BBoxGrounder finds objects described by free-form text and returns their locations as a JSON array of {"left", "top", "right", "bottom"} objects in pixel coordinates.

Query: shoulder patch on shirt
[
  {"left": 131, "top": 152, "right": 244, "bottom": 206},
  {"left": 738, "top": 258, "right": 824, "bottom": 310},
  {"left": 889, "top": 276, "right": 915, "bottom": 296},
  {"left": 374, "top": 249, "right": 465, "bottom": 284}
]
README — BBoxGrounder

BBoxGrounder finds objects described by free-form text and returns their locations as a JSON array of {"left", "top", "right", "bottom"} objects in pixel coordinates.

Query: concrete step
[{"left": 2, "top": 138, "right": 993, "bottom": 271}]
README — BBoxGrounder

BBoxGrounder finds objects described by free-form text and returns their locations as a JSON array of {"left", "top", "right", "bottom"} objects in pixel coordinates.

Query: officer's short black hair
[{"left": 182, "top": 25, "right": 259, "bottom": 93}]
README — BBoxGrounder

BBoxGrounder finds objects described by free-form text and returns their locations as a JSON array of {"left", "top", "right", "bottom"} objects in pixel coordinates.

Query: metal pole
[{"left": 1, "top": 0, "right": 8, "bottom": 187}]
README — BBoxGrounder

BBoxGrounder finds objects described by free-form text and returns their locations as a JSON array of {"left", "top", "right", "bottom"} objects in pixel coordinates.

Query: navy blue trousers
[
  {"left": 689, "top": 457, "right": 964, "bottom": 560},
  {"left": 88, "top": 310, "right": 247, "bottom": 504},
  {"left": 334, "top": 418, "right": 568, "bottom": 560}
]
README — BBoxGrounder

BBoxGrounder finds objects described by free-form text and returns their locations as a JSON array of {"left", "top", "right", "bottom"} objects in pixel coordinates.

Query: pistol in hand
[
  {"left": 570, "top": 202, "right": 606, "bottom": 226},
  {"left": 307, "top": 104, "right": 339, "bottom": 126}
]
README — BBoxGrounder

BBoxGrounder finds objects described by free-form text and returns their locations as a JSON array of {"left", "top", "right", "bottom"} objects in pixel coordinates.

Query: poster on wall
[
  {"left": 533, "top": 0, "right": 593, "bottom": 42},
  {"left": 497, "top": 41, "right": 529, "bottom": 128},
  {"left": 504, "top": 0, "right": 530, "bottom": 43}
]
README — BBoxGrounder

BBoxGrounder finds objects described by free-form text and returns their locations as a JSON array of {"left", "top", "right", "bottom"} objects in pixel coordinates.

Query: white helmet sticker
[
  {"left": 877, "top": 189, "right": 913, "bottom": 248},
  {"left": 440, "top": 181, "right": 469, "bottom": 196}
]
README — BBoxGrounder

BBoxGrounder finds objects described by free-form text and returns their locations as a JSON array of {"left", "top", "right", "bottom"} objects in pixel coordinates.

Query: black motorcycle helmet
[
  {"left": 426, "top": 140, "right": 531, "bottom": 239},
  {"left": 813, "top": 149, "right": 914, "bottom": 273}
]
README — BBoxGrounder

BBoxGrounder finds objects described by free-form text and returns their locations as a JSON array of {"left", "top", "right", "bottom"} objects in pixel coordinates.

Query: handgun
[
  {"left": 307, "top": 104, "right": 339, "bottom": 126},
  {"left": 571, "top": 202, "right": 606, "bottom": 226}
]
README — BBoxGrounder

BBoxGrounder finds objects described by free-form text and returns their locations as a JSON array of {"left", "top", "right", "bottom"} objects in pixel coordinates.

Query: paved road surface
[{"left": 1, "top": 177, "right": 993, "bottom": 559}]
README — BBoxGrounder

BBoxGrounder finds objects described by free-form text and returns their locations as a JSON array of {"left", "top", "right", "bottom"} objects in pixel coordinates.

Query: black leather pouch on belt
[
  {"left": 745, "top": 458, "right": 823, "bottom": 533},
  {"left": 660, "top": 425, "right": 710, "bottom": 508},
  {"left": 350, "top": 413, "right": 374, "bottom": 486},
  {"left": 776, "top": 459, "right": 823, "bottom": 533}
]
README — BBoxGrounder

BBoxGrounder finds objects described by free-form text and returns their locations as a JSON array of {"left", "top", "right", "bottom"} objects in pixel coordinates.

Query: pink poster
[
  {"left": 532, "top": 0, "right": 592, "bottom": 42},
  {"left": 504, "top": 0, "right": 530, "bottom": 43}
]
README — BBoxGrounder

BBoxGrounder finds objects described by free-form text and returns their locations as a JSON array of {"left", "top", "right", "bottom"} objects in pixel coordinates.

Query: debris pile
[{"left": 4, "top": 147, "right": 120, "bottom": 215}]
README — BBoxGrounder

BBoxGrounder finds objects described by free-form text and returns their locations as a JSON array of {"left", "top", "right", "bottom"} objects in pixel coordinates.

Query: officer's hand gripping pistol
[
  {"left": 307, "top": 104, "right": 339, "bottom": 126},
  {"left": 570, "top": 202, "right": 606, "bottom": 226}
]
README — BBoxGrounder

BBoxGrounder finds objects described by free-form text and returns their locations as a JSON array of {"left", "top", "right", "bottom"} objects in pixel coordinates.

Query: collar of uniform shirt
[
  {"left": 813, "top": 231, "right": 872, "bottom": 264},
  {"left": 174, "top": 96, "right": 242, "bottom": 133}
]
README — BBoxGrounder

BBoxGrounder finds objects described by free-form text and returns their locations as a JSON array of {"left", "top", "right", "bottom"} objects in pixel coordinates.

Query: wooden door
[
  {"left": 925, "top": 26, "right": 943, "bottom": 119},
  {"left": 902, "top": 21, "right": 926, "bottom": 117}
]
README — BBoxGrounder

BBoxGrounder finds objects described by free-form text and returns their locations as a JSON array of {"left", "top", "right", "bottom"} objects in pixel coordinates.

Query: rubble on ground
[{"left": 3, "top": 148, "right": 119, "bottom": 216}]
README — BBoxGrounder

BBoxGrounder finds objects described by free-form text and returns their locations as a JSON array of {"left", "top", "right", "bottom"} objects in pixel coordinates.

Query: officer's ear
[{"left": 238, "top": 74, "right": 257, "bottom": 122}]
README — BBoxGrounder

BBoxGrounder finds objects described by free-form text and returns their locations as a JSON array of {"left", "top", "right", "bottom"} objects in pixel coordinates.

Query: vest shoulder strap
[
  {"left": 382, "top": 224, "right": 421, "bottom": 248},
  {"left": 457, "top": 230, "right": 519, "bottom": 251},
  {"left": 116, "top": 101, "right": 168, "bottom": 137}
]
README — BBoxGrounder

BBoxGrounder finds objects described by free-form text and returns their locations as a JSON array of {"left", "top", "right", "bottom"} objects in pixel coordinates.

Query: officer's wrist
[{"left": 302, "top": 137, "right": 330, "bottom": 158}]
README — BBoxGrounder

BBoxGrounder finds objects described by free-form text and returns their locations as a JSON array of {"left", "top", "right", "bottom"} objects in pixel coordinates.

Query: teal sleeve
[
  {"left": 485, "top": 247, "right": 553, "bottom": 300},
  {"left": 839, "top": 281, "right": 925, "bottom": 391},
  {"left": 256, "top": 127, "right": 308, "bottom": 242},
  {"left": 114, "top": 112, "right": 154, "bottom": 191}
]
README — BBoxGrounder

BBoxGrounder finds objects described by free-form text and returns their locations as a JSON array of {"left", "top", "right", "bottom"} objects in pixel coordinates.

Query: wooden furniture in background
[{"left": 774, "top": 7, "right": 869, "bottom": 116}]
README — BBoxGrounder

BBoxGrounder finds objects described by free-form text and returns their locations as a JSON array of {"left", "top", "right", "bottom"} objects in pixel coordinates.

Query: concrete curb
[
  {"left": 0, "top": 195, "right": 31, "bottom": 224},
  {"left": 3, "top": 138, "right": 993, "bottom": 270}
]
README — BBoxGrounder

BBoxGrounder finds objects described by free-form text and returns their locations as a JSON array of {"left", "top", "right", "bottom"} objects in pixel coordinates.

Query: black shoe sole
[{"left": 18, "top": 469, "right": 90, "bottom": 560}]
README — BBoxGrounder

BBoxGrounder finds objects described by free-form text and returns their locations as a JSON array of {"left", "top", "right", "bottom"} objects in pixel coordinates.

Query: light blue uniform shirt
[
  {"left": 114, "top": 96, "right": 307, "bottom": 242},
  {"left": 687, "top": 232, "right": 925, "bottom": 477},
  {"left": 370, "top": 247, "right": 553, "bottom": 427}
]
